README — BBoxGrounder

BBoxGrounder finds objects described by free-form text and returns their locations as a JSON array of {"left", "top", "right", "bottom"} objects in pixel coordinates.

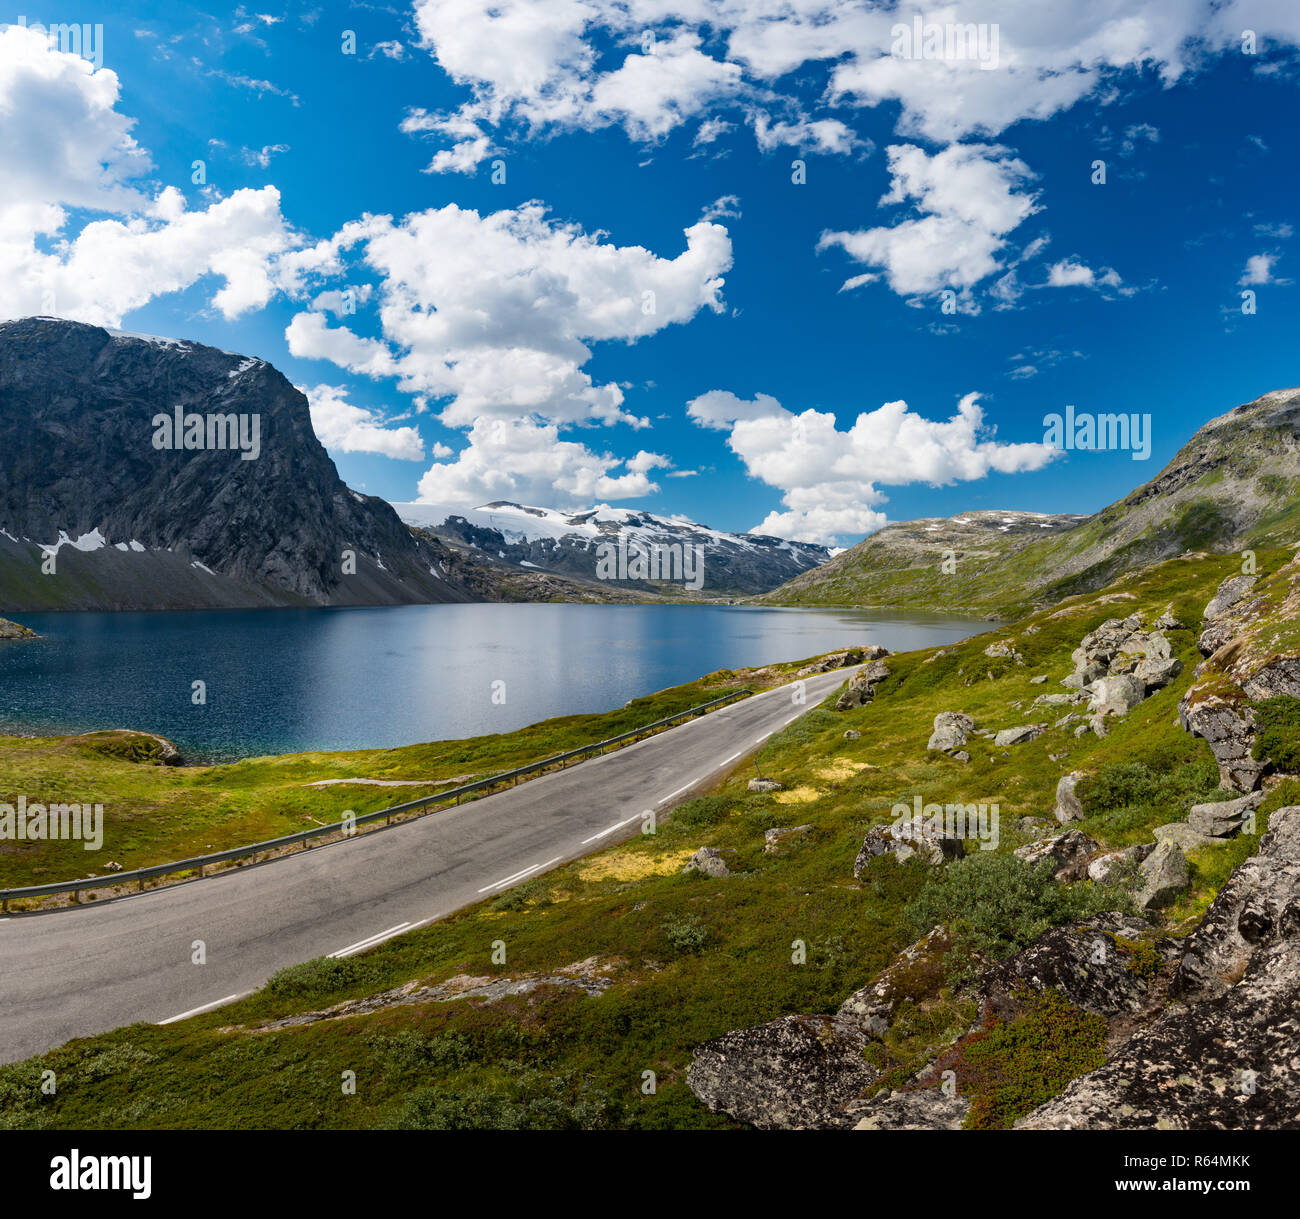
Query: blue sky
[{"left": 3, "top": 1, "right": 1299, "bottom": 544}]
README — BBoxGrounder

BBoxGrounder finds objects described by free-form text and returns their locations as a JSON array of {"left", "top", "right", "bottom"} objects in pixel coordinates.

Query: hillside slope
[{"left": 759, "top": 388, "right": 1300, "bottom": 616}]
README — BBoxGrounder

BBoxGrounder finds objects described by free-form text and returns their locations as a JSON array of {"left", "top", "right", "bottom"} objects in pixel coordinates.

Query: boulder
[
  {"left": 849, "top": 1089, "right": 969, "bottom": 1131},
  {"left": 1152, "top": 822, "right": 1223, "bottom": 852},
  {"left": 683, "top": 847, "right": 730, "bottom": 878},
  {"left": 748, "top": 777, "right": 783, "bottom": 793},
  {"left": 837, "top": 927, "right": 950, "bottom": 1036},
  {"left": 854, "top": 822, "right": 963, "bottom": 875},
  {"left": 1088, "top": 673, "right": 1147, "bottom": 718},
  {"left": 1154, "top": 611, "right": 1186, "bottom": 630},
  {"left": 1133, "top": 654, "right": 1183, "bottom": 689},
  {"left": 1134, "top": 840, "right": 1188, "bottom": 910},
  {"left": 1053, "top": 772, "right": 1086, "bottom": 824},
  {"left": 686, "top": 1013, "right": 878, "bottom": 1129},
  {"left": 764, "top": 824, "right": 812, "bottom": 854},
  {"left": 835, "top": 660, "right": 891, "bottom": 711},
  {"left": 1086, "top": 844, "right": 1152, "bottom": 884},
  {"left": 927, "top": 711, "right": 974, "bottom": 752},
  {"left": 977, "top": 913, "right": 1155, "bottom": 1021},
  {"left": 1242, "top": 657, "right": 1300, "bottom": 700},
  {"left": 1187, "top": 791, "right": 1263, "bottom": 838},
  {"left": 843, "top": 729, "right": 861, "bottom": 740},
  {"left": 1178, "top": 695, "right": 1264, "bottom": 792},
  {"left": 1197, "top": 619, "right": 1238, "bottom": 657},
  {"left": 994, "top": 723, "right": 1046, "bottom": 747},
  {"left": 1013, "top": 829, "right": 1099, "bottom": 882},
  {"left": 1204, "top": 574, "right": 1257, "bottom": 621}
]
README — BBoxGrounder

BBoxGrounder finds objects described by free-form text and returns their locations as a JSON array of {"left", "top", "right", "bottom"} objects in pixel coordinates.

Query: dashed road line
[
  {"left": 581, "top": 814, "right": 642, "bottom": 845},
  {"left": 476, "top": 856, "right": 563, "bottom": 894},
  {"left": 327, "top": 921, "right": 411, "bottom": 959}
]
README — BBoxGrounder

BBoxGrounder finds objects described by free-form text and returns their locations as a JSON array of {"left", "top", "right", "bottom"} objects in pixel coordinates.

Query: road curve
[{"left": 0, "top": 668, "right": 857, "bottom": 1064}]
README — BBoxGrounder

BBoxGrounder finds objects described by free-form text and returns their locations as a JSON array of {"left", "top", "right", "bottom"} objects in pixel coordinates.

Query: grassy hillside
[
  {"left": 4, "top": 547, "right": 1295, "bottom": 1129},
  {"left": 760, "top": 388, "right": 1300, "bottom": 616}
]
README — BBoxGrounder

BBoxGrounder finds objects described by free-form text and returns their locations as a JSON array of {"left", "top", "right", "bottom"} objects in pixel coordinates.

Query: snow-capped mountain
[{"left": 393, "top": 501, "right": 831, "bottom": 595}]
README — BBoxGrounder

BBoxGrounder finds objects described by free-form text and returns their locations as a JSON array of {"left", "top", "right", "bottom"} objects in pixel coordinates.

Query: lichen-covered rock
[
  {"left": 853, "top": 823, "right": 964, "bottom": 874},
  {"left": 1173, "top": 806, "right": 1300, "bottom": 1004},
  {"left": 1243, "top": 657, "right": 1300, "bottom": 700},
  {"left": 1086, "top": 843, "right": 1152, "bottom": 884},
  {"left": 927, "top": 711, "right": 974, "bottom": 752},
  {"left": 683, "top": 847, "right": 730, "bottom": 878},
  {"left": 835, "top": 659, "right": 891, "bottom": 710},
  {"left": 763, "top": 824, "right": 812, "bottom": 854},
  {"left": 1134, "top": 654, "right": 1183, "bottom": 689},
  {"left": 1187, "top": 791, "right": 1263, "bottom": 838},
  {"left": 837, "top": 927, "right": 950, "bottom": 1036},
  {"left": 1178, "top": 694, "right": 1264, "bottom": 792},
  {"left": 1013, "top": 829, "right": 1099, "bottom": 882},
  {"left": 1019, "top": 808, "right": 1300, "bottom": 1130},
  {"left": 1204, "top": 574, "right": 1257, "bottom": 622},
  {"left": 1152, "top": 822, "right": 1223, "bottom": 852},
  {"left": 994, "top": 723, "right": 1046, "bottom": 747},
  {"left": 686, "top": 1014, "right": 879, "bottom": 1129},
  {"left": 747, "top": 777, "right": 783, "bottom": 793},
  {"left": 1088, "top": 673, "right": 1148, "bottom": 718},
  {"left": 1134, "top": 839, "right": 1189, "bottom": 910},
  {"left": 976, "top": 913, "right": 1155, "bottom": 1021},
  {"left": 849, "top": 1088, "right": 970, "bottom": 1130},
  {"left": 1053, "top": 772, "right": 1086, "bottom": 824}
]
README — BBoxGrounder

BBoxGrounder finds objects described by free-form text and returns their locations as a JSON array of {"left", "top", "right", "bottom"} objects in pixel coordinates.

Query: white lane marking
[
  {"left": 658, "top": 782, "right": 694, "bottom": 805},
  {"left": 158, "top": 992, "right": 247, "bottom": 1025},
  {"left": 477, "top": 856, "right": 563, "bottom": 894},
  {"left": 581, "top": 814, "right": 642, "bottom": 845},
  {"left": 721, "top": 751, "right": 742, "bottom": 765},
  {"left": 327, "top": 921, "right": 411, "bottom": 959}
]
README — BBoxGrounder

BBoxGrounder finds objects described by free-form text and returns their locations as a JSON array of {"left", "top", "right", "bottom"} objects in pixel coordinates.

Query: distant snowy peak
[{"left": 391, "top": 500, "right": 831, "bottom": 595}]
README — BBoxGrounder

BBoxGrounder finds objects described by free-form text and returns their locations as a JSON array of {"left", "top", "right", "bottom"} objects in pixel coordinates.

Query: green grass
[{"left": 0, "top": 550, "right": 1293, "bottom": 1130}]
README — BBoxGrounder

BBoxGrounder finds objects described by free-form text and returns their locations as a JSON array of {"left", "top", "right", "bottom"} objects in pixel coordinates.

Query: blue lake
[{"left": 0, "top": 604, "right": 985, "bottom": 761}]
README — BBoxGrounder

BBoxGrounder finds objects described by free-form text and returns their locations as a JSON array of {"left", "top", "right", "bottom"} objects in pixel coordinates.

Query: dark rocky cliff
[{"left": 0, "top": 318, "right": 469, "bottom": 610}]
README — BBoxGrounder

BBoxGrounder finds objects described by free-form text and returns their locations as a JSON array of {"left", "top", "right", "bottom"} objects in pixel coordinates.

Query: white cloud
[
  {"left": 1239, "top": 252, "right": 1285, "bottom": 286},
  {"left": 0, "top": 26, "right": 300, "bottom": 326},
  {"left": 818, "top": 143, "right": 1039, "bottom": 299},
  {"left": 690, "top": 388, "right": 1059, "bottom": 544},
  {"left": 301, "top": 384, "right": 426, "bottom": 461},
  {"left": 284, "top": 201, "right": 733, "bottom": 429},
  {"left": 413, "top": 416, "right": 670, "bottom": 507}
]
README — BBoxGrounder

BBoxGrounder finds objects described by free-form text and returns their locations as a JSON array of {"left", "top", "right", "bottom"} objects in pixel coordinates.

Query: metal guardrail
[{"left": 0, "top": 688, "right": 751, "bottom": 910}]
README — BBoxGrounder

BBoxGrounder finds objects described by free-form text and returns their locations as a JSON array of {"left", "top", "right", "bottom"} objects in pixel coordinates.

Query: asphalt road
[{"left": 0, "top": 668, "right": 856, "bottom": 1064}]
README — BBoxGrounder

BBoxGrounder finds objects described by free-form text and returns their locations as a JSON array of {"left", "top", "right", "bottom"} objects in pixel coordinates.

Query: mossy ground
[{"left": 0, "top": 551, "right": 1292, "bottom": 1130}]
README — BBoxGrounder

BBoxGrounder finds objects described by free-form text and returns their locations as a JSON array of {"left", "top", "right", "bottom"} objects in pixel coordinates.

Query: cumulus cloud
[
  {"left": 301, "top": 384, "right": 426, "bottom": 460},
  {"left": 0, "top": 26, "right": 299, "bottom": 326},
  {"left": 412, "top": 417, "right": 671, "bottom": 507},
  {"left": 284, "top": 201, "right": 733, "bottom": 429},
  {"left": 818, "top": 143, "right": 1039, "bottom": 299},
  {"left": 404, "top": 1, "right": 1288, "bottom": 167},
  {"left": 689, "top": 388, "right": 1059, "bottom": 544}
]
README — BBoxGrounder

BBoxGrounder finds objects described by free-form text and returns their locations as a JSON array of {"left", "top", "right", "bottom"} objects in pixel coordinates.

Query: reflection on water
[{"left": 0, "top": 603, "right": 985, "bottom": 760}]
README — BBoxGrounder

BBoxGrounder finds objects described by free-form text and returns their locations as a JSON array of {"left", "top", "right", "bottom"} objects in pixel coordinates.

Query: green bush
[
  {"left": 903, "top": 854, "right": 1124, "bottom": 982},
  {"left": 363, "top": 1030, "right": 473, "bottom": 1070},
  {"left": 660, "top": 913, "right": 709, "bottom": 955},
  {"left": 265, "top": 956, "right": 386, "bottom": 1000},
  {"left": 1252, "top": 697, "right": 1300, "bottom": 772},
  {"left": 671, "top": 795, "right": 735, "bottom": 829}
]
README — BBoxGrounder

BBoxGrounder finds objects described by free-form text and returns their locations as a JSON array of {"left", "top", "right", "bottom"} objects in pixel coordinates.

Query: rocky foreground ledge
[{"left": 689, "top": 805, "right": 1300, "bottom": 1130}]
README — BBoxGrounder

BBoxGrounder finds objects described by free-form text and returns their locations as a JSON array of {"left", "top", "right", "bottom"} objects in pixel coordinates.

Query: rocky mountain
[
  {"left": 394, "top": 501, "right": 830, "bottom": 595},
  {"left": 760, "top": 387, "right": 1300, "bottom": 616},
  {"left": 0, "top": 317, "right": 470, "bottom": 611}
]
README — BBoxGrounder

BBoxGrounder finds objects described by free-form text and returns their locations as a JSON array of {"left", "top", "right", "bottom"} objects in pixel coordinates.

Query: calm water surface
[{"left": 0, "top": 604, "right": 985, "bottom": 760}]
